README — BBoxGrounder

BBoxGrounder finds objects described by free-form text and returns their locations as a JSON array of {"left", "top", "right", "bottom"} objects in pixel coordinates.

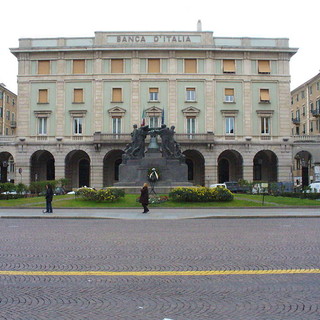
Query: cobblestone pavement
[{"left": 0, "top": 218, "right": 319, "bottom": 319}]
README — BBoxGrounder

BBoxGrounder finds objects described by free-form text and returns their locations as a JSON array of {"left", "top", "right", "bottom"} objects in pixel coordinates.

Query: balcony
[
  {"left": 292, "top": 117, "right": 300, "bottom": 125},
  {"left": 311, "top": 109, "right": 320, "bottom": 117},
  {"left": 10, "top": 121, "right": 16, "bottom": 128}
]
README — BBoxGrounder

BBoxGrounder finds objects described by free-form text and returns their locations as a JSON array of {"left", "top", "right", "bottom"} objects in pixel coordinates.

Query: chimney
[{"left": 197, "top": 20, "right": 202, "bottom": 32}]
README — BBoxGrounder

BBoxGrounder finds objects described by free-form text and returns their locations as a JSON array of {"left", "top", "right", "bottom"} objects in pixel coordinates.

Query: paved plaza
[{"left": 0, "top": 217, "right": 319, "bottom": 319}]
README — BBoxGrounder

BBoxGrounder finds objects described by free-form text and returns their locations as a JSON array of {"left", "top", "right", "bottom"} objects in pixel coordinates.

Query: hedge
[
  {"left": 76, "top": 187, "right": 125, "bottom": 202},
  {"left": 169, "top": 186, "right": 234, "bottom": 202}
]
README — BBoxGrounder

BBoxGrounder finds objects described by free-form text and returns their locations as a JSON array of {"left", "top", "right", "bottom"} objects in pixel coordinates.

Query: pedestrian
[
  {"left": 139, "top": 182, "right": 149, "bottom": 214},
  {"left": 43, "top": 184, "right": 53, "bottom": 213}
]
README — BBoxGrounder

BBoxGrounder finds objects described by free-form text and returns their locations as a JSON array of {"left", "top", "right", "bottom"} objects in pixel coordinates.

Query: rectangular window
[
  {"left": 260, "top": 89, "right": 270, "bottom": 103},
  {"left": 223, "top": 60, "right": 236, "bottom": 73},
  {"left": 301, "top": 91, "right": 305, "bottom": 99},
  {"left": 149, "top": 88, "right": 159, "bottom": 101},
  {"left": 0, "top": 107, "right": 2, "bottom": 118},
  {"left": 224, "top": 88, "right": 235, "bottom": 102},
  {"left": 317, "top": 82, "right": 320, "bottom": 91},
  {"left": 73, "top": 89, "right": 84, "bottom": 103},
  {"left": 187, "top": 117, "right": 196, "bottom": 134},
  {"left": 38, "top": 117, "right": 47, "bottom": 135},
  {"left": 112, "top": 117, "right": 121, "bottom": 134},
  {"left": 149, "top": 116, "right": 159, "bottom": 128},
  {"left": 73, "top": 59, "right": 85, "bottom": 74},
  {"left": 74, "top": 117, "right": 83, "bottom": 135},
  {"left": 186, "top": 88, "right": 196, "bottom": 101},
  {"left": 184, "top": 59, "right": 197, "bottom": 73},
  {"left": 225, "top": 117, "right": 235, "bottom": 134},
  {"left": 11, "top": 113, "right": 15, "bottom": 121},
  {"left": 261, "top": 117, "right": 270, "bottom": 134},
  {"left": 111, "top": 59, "right": 124, "bottom": 73},
  {"left": 112, "top": 88, "right": 122, "bottom": 102},
  {"left": 38, "top": 89, "right": 48, "bottom": 103},
  {"left": 258, "top": 60, "right": 271, "bottom": 74},
  {"left": 6, "top": 110, "right": 10, "bottom": 120},
  {"left": 38, "top": 60, "right": 50, "bottom": 74},
  {"left": 148, "top": 59, "right": 160, "bottom": 73},
  {"left": 309, "top": 85, "right": 313, "bottom": 94}
]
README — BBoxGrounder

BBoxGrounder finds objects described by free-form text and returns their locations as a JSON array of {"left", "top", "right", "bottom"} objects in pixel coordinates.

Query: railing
[
  {"left": 311, "top": 109, "right": 320, "bottom": 117},
  {"left": 0, "top": 136, "right": 16, "bottom": 143},
  {"left": 292, "top": 117, "right": 300, "bottom": 124},
  {"left": 292, "top": 135, "right": 320, "bottom": 142}
]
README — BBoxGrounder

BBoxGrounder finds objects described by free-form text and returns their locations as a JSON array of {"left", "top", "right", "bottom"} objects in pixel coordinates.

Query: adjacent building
[
  {"left": 0, "top": 84, "right": 17, "bottom": 182},
  {"left": 5, "top": 29, "right": 299, "bottom": 189},
  {"left": 291, "top": 73, "right": 320, "bottom": 186}
]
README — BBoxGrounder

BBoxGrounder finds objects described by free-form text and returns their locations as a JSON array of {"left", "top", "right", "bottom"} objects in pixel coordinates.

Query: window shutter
[
  {"left": 149, "top": 88, "right": 159, "bottom": 93},
  {"left": 223, "top": 60, "right": 236, "bottom": 73},
  {"left": 38, "top": 89, "right": 48, "bottom": 103},
  {"left": 111, "top": 59, "right": 124, "bottom": 73},
  {"left": 112, "top": 88, "right": 122, "bottom": 102},
  {"left": 73, "top": 60, "right": 85, "bottom": 74},
  {"left": 74, "top": 89, "right": 84, "bottom": 103},
  {"left": 38, "top": 61, "right": 50, "bottom": 74},
  {"left": 148, "top": 59, "right": 160, "bottom": 73},
  {"left": 184, "top": 59, "right": 197, "bottom": 73},
  {"left": 225, "top": 88, "right": 234, "bottom": 96},
  {"left": 260, "top": 89, "right": 270, "bottom": 101},
  {"left": 258, "top": 60, "right": 271, "bottom": 74}
]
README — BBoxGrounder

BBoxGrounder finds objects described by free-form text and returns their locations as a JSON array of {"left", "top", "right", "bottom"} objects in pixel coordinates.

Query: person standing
[
  {"left": 43, "top": 184, "right": 53, "bottom": 213},
  {"left": 139, "top": 183, "right": 149, "bottom": 214}
]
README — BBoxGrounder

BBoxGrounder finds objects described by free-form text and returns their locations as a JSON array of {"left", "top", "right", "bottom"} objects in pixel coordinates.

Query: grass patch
[{"left": 0, "top": 193, "right": 319, "bottom": 208}]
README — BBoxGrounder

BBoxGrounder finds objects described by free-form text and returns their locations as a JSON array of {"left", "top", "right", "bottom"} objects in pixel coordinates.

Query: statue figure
[
  {"left": 155, "top": 124, "right": 174, "bottom": 158},
  {"left": 123, "top": 124, "right": 149, "bottom": 160}
]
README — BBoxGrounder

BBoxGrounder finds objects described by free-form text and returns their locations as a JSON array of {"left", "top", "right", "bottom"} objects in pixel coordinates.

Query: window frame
[
  {"left": 112, "top": 88, "right": 123, "bottom": 103},
  {"left": 260, "top": 117, "right": 270, "bottom": 135},
  {"left": 149, "top": 88, "right": 159, "bottom": 101},
  {"left": 38, "top": 117, "right": 48, "bottom": 135},
  {"left": 148, "top": 59, "right": 161, "bottom": 73},
  {"left": 73, "top": 88, "right": 84, "bottom": 104},
  {"left": 38, "top": 89, "right": 49, "bottom": 104},
  {"left": 224, "top": 88, "right": 235, "bottom": 103},
  {"left": 258, "top": 60, "right": 271, "bottom": 74},
  {"left": 184, "top": 59, "right": 197, "bottom": 73},
  {"left": 73, "top": 117, "right": 83, "bottom": 135},
  {"left": 111, "top": 59, "right": 124, "bottom": 73},
  {"left": 225, "top": 116, "right": 235, "bottom": 135},
  {"left": 186, "top": 87, "right": 196, "bottom": 102},
  {"left": 72, "top": 59, "right": 86, "bottom": 74}
]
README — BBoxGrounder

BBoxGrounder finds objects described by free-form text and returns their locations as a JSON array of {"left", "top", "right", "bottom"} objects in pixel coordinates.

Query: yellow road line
[{"left": 0, "top": 269, "right": 319, "bottom": 277}]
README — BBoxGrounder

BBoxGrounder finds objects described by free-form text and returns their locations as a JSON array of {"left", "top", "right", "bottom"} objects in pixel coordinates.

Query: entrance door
[
  {"left": 302, "top": 167, "right": 309, "bottom": 187},
  {"left": 218, "top": 159, "right": 229, "bottom": 183}
]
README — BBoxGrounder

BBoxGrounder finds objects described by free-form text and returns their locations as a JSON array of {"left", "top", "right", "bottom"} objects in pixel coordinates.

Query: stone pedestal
[{"left": 115, "top": 151, "right": 192, "bottom": 187}]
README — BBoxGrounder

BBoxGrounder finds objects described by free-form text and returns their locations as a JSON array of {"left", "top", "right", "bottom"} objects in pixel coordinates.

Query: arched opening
[
  {"left": 65, "top": 150, "right": 91, "bottom": 189},
  {"left": 218, "top": 150, "right": 243, "bottom": 183},
  {"left": 0, "top": 152, "right": 14, "bottom": 183},
  {"left": 103, "top": 150, "right": 124, "bottom": 187},
  {"left": 183, "top": 150, "right": 205, "bottom": 186},
  {"left": 294, "top": 151, "right": 312, "bottom": 187},
  {"left": 30, "top": 150, "right": 55, "bottom": 182},
  {"left": 253, "top": 150, "right": 278, "bottom": 182}
]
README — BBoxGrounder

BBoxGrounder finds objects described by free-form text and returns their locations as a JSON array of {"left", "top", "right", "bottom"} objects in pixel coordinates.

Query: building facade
[
  {"left": 7, "top": 30, "right": 298, "bottom": 189},
  {"left": 0, "top": 84, "right": 17, "bottom": 182},
  {"left": 291, "top": 73, "right": 320, "bottom": 186}
]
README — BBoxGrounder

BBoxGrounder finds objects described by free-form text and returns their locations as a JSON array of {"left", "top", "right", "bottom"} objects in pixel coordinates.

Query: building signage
[{"left": 108, "top": 35, "right": 201, "bottom": 44}]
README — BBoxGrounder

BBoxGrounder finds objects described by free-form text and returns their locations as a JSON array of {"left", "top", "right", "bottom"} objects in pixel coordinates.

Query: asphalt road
[{"left": 0, "top": 218, "right": 319, "bottom": 320}]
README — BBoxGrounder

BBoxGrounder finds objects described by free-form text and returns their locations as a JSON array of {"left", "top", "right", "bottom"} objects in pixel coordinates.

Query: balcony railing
[
  {"left": 311, "top": 109, "right": 320, "bottom": 117},
  {"left": 292, "top": 117, "right": 300, "bottom": 124},
  {"left": 292, "top": 135, "right": 320, "bottom": 142}
]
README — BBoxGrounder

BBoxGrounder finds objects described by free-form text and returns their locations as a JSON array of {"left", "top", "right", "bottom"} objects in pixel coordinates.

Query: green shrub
[
  {"left": 281, "top": 192, "right": 320, "bottom": 200},
  {"left": 169, "top": 186, "right": 233, "bottom": 202},
  {"left": 29, "top": 180, "right": 58, "bottom": 194},
  {"left": 76, "top": 187, "right": 125, "bottom": 202}
]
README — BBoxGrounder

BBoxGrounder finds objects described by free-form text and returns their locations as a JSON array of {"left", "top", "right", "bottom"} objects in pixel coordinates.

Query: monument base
[{"left": 115, "top": 152, "right": 192, "bottom": 189}]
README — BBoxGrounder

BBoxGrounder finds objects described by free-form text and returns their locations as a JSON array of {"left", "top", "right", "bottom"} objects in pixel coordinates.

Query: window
[
  {"left": 258, "top": 60, "right": 271, "bottom": 74},
  {"left": 5, "top": 128, "right": 8, "bottom": 135},
  {"left": 38, "top": 117, "right": 47, "bottom": 135},
  {"left": 296, "top": 109, "right": 300, "bottom": 120},
  {"left": 260, "top": 89, "right": 270, "bottom": 103},
  {"left": 11, "top": 113, "right": 15, "bottom": 121},
  {"left": 295, "top": 126, "right": 300, "bottom": 135},
  {"left": 302, "top": 106, "right": 306, "bottom": 116},
  {"left": 187, "top": 117, "right": 196, "bottom": 134},
  {"left": 186, "top": 88, "right": 196, "bottom": 101},
  {"left": 111, "top": 59, "right": 124, "bottom": 73},
  {"left": 6, "top": 110, "right": 10, "bottom": 120},
  {"left": 73, "top": 117, "right": 83, "bottom": 135},
  {"left": 317, "top": 82, "right": 320, "bottom": 91},
  {"left": 184, "top": 59, "right": 197, "bottom": 73},
  {"left": 73, "top": 60, "right": 85, "bottom": 74},
  {"left": 12, "top": 98, "right": 15, "bottom": 106},
  {"left": 224, "top": 88, "right": 235, "bottom": 102},
  {"left": 261, "top": 117, "right": 270, "bottom": 134},
  {"left": 112, "top": 88, "right": 122, "bottom": 102},
  {"left": 223, "top": 60, "right": 236, "bottom": 73},
  {"left": 38, "top": 60, "right": 50, "bottom": 74},
  {"left": 309, "top": 85, "right": 313, "bottom": 95},
  {"left": 311, "top": 103, "right": 314, "bottom": 112},
  {"left": 225, "top": 117, "right": 235, "bottom": 134},
  {"left": 149, "top": 116, "right": 159, "bottom": 128},
  {"left": 301, "top": 91, "right": 305, "bottom": 99},
  {"left": 148, "top": 59, "right": 160, "bottom": 73},
  {"left": 0, "top": 107, "right": 3, "bottom": 118},
  {"left": 73, "top": 89, "right": 84, "bottom": 103},
  {"left": 38, "top": 89, "right": 48, "bottom": 103},
  {"left": 149, "top": 88, "right": 159, "bottom": 101},
  {"left": 112, "top": 117, "right": 121, "bottom": 134}
]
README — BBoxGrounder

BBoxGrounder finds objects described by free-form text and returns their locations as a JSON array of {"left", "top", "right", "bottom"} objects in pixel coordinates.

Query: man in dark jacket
[{"left": 43, "top": 184, "right": 53, "bottom": 213}]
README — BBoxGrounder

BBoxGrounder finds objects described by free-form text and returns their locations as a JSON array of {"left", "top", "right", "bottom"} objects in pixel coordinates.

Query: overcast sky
[{"left": 1, "top": 0, "right": 319, "bottom": 93}]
